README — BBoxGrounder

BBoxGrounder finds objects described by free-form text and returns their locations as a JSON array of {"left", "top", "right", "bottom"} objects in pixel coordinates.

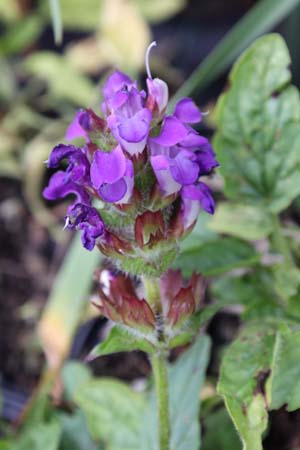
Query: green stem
[
  {"left": 143, "top": 276, "right": 161, "bottom": 312},
  {"left": 271, "top": 214, "right": 293, "bottom": 265},
  {"left": 151, "top": 353, "right": 171, "bottom": 450}
]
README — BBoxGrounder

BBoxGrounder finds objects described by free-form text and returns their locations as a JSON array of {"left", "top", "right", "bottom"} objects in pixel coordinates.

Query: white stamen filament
[
  {"left": 145, "top": 41, "right": 157, "bottom": 79},
  {"left": 63, "top": 216, "right": 70, "bottom": 230},
  {"left": 202, "top": 110, "right": 210, "bottom": 116},
  {"left": 44, "top": 159, "right": 49, "bottom": 165}
]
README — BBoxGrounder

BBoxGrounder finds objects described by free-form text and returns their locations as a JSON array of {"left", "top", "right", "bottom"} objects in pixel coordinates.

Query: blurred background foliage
[{"left": 2, "top": 1, "right": 300, "bottom": 449}]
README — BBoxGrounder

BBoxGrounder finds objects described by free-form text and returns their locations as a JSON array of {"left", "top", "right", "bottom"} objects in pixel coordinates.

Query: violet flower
[
  {"left": 66, "top": 203, "right": 104, "bottom": 251},
  {"left": 103, "top": 70, "right": 152, "bottom": 156},
  {"left": 90, "top": 145, "right": 134, "bottom": 203},
  {"left": 43, "top": 40, "right": 218, "bottom": 252},
  {"left": 149, "top": 96, "right": 218, "bottom": 229}
]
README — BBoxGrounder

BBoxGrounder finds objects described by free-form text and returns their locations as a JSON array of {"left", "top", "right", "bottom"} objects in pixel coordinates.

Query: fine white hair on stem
[{"left": 145, "top": 41, "right": 157, "bottom": 79}]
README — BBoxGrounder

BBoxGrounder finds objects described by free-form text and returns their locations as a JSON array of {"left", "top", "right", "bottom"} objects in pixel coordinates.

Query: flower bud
[
  {"left": 146, "top": 77, "right": 169, "bottom": 115},
  {"left": 160, "top": 270, "right": 205, "bottom": 328},
  {"left": 94, "top": 271, "right": 156, "bottom": 333}
]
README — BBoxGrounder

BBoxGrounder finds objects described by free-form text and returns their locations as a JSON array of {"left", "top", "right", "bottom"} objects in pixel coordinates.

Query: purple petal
[
  {"left": 65, "top": 111, "right": 88, "bottom": 141},
  {"left": 107, "top": 90, "right": 130, "bottom": 112},
  {"left": 43, "top": 171, "right": 91, "bottom": 204},
  {"left": 195, "top": 142, "right": 219, "bottom": 175},
  {"left": 48, "top": 144, "right": 91, "bottom": 184},
  {"left": 182, "top": 183, "right": 215, "bottom": 214},
  {"left": 102, "top": 70, "right": 134, "bottom": 101},
  {"left": 90, "top": 145, "right": 126, "bottom": 189},
  {"left": 108, "top": 109, "right": 151, "bottom": 155},
  {"left": 48, "top": 144, "right": 81, "bottom": 168},
  {"left": 151, "top": 116, "right": 188, "bottom": 147},
  {"left": 170, "top": 150, "right": 199, "bottom": 185},
  {"left": 150, "top": 155, "right": 181, "bottom": 196},
  {"left": 174, "top": 98, "right": 202, "bottom": 124},
  {"left": 98, "top": 178, "right": 127, "bottom": 202},
  {"left": 115, "top": 160, "right": 134, "bottom": 204},
  {"left": 180, "top": 129, "right": 208, "bottom": 148},
  {"left": 117, "top": 87, "right": 145, "bottom": 117},
  {"left": 67, "top": 203, "right": 104, "bottom": 251},
  {"left": 118, "top": 108, "right": 151, "bottom": 143}
]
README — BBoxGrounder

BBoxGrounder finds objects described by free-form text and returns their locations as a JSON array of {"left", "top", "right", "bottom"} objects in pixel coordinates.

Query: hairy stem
[
  {"left": 143, "top": 276, "right": 162, "bottom": 312},
  {"left": 151, "top": 353, "right": 171, "bottom": 450}
]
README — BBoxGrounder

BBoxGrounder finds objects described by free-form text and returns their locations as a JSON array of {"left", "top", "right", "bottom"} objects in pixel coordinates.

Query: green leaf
[
  {"left": 0, "top": 15, "right": 43, "bottom": 56},
  {"left": 272, "top": 263, "right": 300, "bottom": 301},
  {"left": 218, "top": 323, "right": 276, "bottom": 404},
  {"left": 287, "top": 292, "right": 300, "bottom": 319},
  {"left": 218, "top": 323, "right": 277, "bottom": 450},
  {"left": 136, "top": 0, "right": 186, "bottom": 23},
  {"left": 74, "top": 378, "right": 145, "bottom": 450},
  {"left": 38, "top": 234, "right": 101, "bottom": 369},
  {"left": 59, "top": 410, "right": 102, "bottom": 450},
  {"left": 267, "top": 326, "right": 300, "bottom": 411},
  {"left": 212, "top": 270, "right": 286, "bottom": 320},
  {"left": 62, "top": 362, "right": 92, "bottom": 400},
  {"left": 169, "top": 0, "right": 300, "bottom": 106},
  {"left": 180, "top": 214, "right": 217, "bottom": 252},
  {"left": 42, "top": 0, "right": 101, "bottom": 30},
  {"left": 0, "top": 1, "right": 20, "bottom": 23},
  {"left": 10, "top": 421, "right": 62, "bottom": 450},
  {"left": 168, "top": 331, "right": 195, "bottom": 349},
  {"left": 209, "top": 203, "right": 273, "bottom": 241},
  {"left": 142, "top": 335, "right": 211, "bottom": 450},
  {"left": 217, "top": 322, "right": 300, "bottom": 449},
  {"left": 224, "top": 396, "right": 268, "bottom": 450},
  {"left": 169, "top": 336, "right": 211, "bottom": 450},
  {"left": 214, "top": 34, "right": 300, "bottom": 213},
  {"left": 201, "top": 407, "right": 242, "bottom": 450},
  {"left": 88, "top": 325, "right": 155, "bottom": 359},
  {"left": 49, "top": 0, "right": 63, "bottom": 45},
  {"left": 174, "top": 237, "right": 260, "bottom": 277},
  {"left": 24, "top": 52, "right": 95, "bottom": 106},
  {"left": 0, "top": 440, "right": 13, "bottom": 450}
]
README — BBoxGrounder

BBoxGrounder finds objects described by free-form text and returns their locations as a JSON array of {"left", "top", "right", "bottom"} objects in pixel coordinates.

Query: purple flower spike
[
  {"left": 65, "top": 111, "right": 88, "bottom": 141},
  {"left": 181, "top": 183, "right": 215, "bottom": 229},
  {"left": 174, "top": 98, "right": 202, "bottom": 124},
  {"left": 90, "top": 145, "right": 133, "bottom": 203},
  {"left": 42, "top": 41, "right": 219, "bottom": 252},
  {"left": 66, "top": 203, "right": 104, "bottom": 251},
  {"left": 43, "top": 171, "right": 91, "bottom": 205}
]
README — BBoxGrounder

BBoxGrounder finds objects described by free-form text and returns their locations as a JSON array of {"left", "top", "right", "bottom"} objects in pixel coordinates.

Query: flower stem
[
  {"left": 143, "top": 276, "right": 162, "bottom": 312},
  {"left": 151, "top": 353, "right": 171, "bottom": 450}
]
